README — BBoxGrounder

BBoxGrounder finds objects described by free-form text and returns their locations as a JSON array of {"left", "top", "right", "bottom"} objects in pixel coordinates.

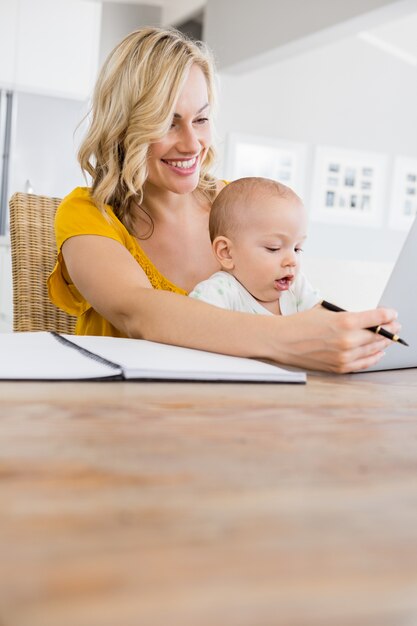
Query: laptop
[{"left": 366, "top": 215, "right": 417, "bottom": 371}]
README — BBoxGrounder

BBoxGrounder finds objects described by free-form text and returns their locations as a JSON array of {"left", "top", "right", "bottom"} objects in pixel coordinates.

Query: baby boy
[{"left": 189, "top": 176, "right": 320, "bottom": 315}]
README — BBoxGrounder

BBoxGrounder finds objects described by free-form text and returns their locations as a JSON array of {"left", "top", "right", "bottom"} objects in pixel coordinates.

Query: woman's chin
[
  {"left": 146, "top": 169, "right": 201, "bottom": 195},
  {"left": 168, "top": 175, "right": 200, "bottom": 195}
]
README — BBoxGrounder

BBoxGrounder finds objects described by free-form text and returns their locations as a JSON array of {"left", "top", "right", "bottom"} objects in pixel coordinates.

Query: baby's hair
[{"left": 209, "top": 177, "right": 299, "bottom": 241}]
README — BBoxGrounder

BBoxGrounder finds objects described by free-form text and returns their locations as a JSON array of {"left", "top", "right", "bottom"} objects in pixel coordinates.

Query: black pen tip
[{"left": 398, "top": 338, "right": 409, "bottom": 347}]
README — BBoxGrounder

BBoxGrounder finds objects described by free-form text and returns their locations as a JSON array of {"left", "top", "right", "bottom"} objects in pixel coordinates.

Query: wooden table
[{"left": 1, "top": 370, "right": 417, "bottom": 626}]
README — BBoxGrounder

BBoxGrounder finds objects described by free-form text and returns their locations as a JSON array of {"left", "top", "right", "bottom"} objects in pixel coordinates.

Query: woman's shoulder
[
  {"left": 57, "top": 186, "right": 102, "bottom": 216},
  {"left": 55, "top": 187, "right": 128, "bottom": 249},
  {"left": 215, "top": 179, "right": 229, "bottom": 196}
]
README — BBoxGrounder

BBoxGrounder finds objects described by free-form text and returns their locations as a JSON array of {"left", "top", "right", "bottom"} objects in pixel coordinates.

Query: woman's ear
[{"left": 212, "top": 236, "right": 235, "bottom": 270}]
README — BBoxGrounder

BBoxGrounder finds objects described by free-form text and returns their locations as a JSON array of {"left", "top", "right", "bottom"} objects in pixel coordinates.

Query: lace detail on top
[{"left": 131, "top": 238, "right": 186, "bottom": 294}]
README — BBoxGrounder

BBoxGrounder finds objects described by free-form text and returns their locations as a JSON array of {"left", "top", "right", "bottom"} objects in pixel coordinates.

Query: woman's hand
[{"left": 270, "top": 305, "right": 399, "bottom": 373}]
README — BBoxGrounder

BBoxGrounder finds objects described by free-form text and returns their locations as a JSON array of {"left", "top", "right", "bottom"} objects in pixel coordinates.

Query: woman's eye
[{"left": 194, "top": 117, "right": 209, "bottom": 124}]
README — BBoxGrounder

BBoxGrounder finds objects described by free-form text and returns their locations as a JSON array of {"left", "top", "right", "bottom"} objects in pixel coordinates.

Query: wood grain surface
[{"left": 1, "top": 370, "right": 417, "bottom": 626}]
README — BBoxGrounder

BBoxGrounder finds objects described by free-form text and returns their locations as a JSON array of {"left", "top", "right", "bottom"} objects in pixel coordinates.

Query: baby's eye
[
  {"left": 295, "top": 247, "right": 304, "bottom": 253},
  {"left": 265, "top": 247, "right": 280, "bottom": 252}
]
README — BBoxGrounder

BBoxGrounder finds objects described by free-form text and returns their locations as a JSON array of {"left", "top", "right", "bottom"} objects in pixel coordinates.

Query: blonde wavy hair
[{"left": 78, "top": 27, "right": 218, "bottom": 233}]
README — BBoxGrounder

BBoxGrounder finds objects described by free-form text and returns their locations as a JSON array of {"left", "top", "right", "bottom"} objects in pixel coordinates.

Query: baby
[{"left": 189, "top": 177, "right": 320, "bottom": 315}]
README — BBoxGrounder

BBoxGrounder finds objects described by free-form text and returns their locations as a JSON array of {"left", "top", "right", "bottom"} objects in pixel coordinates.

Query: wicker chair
[{"left": 9, "top": 192, "right": 77, "bottom": 333}]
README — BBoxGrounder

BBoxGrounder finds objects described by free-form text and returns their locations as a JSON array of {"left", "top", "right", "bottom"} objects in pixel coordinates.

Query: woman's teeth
[{"left": 164, "top": 157, "right": 197, "bottom": 169}]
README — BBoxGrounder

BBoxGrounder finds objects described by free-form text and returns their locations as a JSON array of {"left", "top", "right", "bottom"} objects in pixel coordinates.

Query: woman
[{"left": 48, "top": 27, "right": 397, "bottom": 373}]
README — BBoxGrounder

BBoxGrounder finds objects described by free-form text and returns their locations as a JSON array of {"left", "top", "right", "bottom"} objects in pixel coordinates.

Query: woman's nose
[{"left": 177, "top": 125, "right": 201, "bottom": 154}]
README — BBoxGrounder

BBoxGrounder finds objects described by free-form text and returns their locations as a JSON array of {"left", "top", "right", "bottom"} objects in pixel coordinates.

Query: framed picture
[
  {"left": 310, "top": 146, "right": 388, "bottom": 227},
  {"left": 388, "top": 156, "right": 417, "bottom": 230},
  {"left": 224, "top": 133, "right": 307, "bottom": 197}
]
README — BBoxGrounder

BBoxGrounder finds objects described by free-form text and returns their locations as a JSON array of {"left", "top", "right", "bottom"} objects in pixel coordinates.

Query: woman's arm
[{"left": 62, "top": 235, "right": 397, "bottom": 373}]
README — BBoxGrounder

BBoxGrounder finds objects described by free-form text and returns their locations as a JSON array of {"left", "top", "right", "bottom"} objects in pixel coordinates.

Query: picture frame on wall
[
  {"left": 388, "top": 155, "right": 417, "bottom": 230},
  {"left": 310, "top": 145, "right": 388, "bottom": 227},
  {"left": 224, "top": 133, "right": 307, "bottom": 197}
]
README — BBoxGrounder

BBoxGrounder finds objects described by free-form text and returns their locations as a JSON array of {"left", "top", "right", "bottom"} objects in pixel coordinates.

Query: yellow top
[{"left": 47, "top": 187, "right": 186, "bottom": 337}]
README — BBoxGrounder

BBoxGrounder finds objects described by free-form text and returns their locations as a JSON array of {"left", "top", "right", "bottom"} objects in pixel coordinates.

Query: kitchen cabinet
[
  {"left": 0, "top": 0, "right": 102, "bottom": 101},
  {"left": 0, "top": 1, "right": 18, "bottom": 89}
]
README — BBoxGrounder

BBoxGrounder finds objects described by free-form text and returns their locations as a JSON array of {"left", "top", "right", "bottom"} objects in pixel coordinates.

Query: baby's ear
[{"left": 212, "top": 236, "right": 234, "bottom": 270}]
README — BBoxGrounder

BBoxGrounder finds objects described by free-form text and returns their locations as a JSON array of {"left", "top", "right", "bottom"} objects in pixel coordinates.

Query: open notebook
[{"left": 1, "top": 332, "right": 306, "bottom": 383}]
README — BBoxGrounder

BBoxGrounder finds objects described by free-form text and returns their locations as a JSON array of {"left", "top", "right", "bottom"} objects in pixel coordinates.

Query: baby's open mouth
[{"left": 274, "top": 276, "right": 293, "bottom": 291}]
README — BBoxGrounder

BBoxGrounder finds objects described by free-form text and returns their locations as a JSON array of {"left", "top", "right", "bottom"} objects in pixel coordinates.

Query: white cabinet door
[
  {"left": 0, "top": 0, "right": 19, "bottom": 89},
  {"left": 15, "top": 0, "right": 102, "bottom": 100}
]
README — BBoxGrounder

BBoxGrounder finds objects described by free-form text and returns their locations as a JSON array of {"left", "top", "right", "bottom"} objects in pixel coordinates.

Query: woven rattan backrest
[{"left": 9, "top": 192, "right": 77, "bottom": 333}]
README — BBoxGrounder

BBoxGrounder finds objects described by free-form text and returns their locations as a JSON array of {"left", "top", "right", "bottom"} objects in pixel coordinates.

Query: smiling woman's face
[{"left": 146, "top": 64, "right": 212, "bottom": 196}]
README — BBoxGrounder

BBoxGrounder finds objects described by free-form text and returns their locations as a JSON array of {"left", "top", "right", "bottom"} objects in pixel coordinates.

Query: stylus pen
[{"left": 321, "top": 300, "right": 409, "bottom": 347}]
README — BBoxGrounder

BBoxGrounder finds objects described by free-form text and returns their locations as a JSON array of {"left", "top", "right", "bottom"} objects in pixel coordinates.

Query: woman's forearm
[
  {"left": 121, "top": 287, "right": 278, "bottom": 358},
  {"left": 119, "top": 286, "right": 398, "bottom": 374}
]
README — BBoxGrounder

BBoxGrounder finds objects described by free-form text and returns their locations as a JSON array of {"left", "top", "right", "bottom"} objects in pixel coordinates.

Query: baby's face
[{"left": 229, "top": 194, "right": 307, "bottom": 313}]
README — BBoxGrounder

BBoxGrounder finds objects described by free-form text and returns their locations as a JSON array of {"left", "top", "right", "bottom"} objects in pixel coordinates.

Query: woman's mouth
[
  {"left": 274, "top": 276, "right": 294, "bottom": 291},
  {"left": 161, "top": 155, "right": 199, "bottom": 175}
]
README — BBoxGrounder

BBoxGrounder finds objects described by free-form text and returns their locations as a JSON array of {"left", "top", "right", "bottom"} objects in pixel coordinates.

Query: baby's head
[{"left": 209, "top": 177, "right": 307, "bottom": 311}]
